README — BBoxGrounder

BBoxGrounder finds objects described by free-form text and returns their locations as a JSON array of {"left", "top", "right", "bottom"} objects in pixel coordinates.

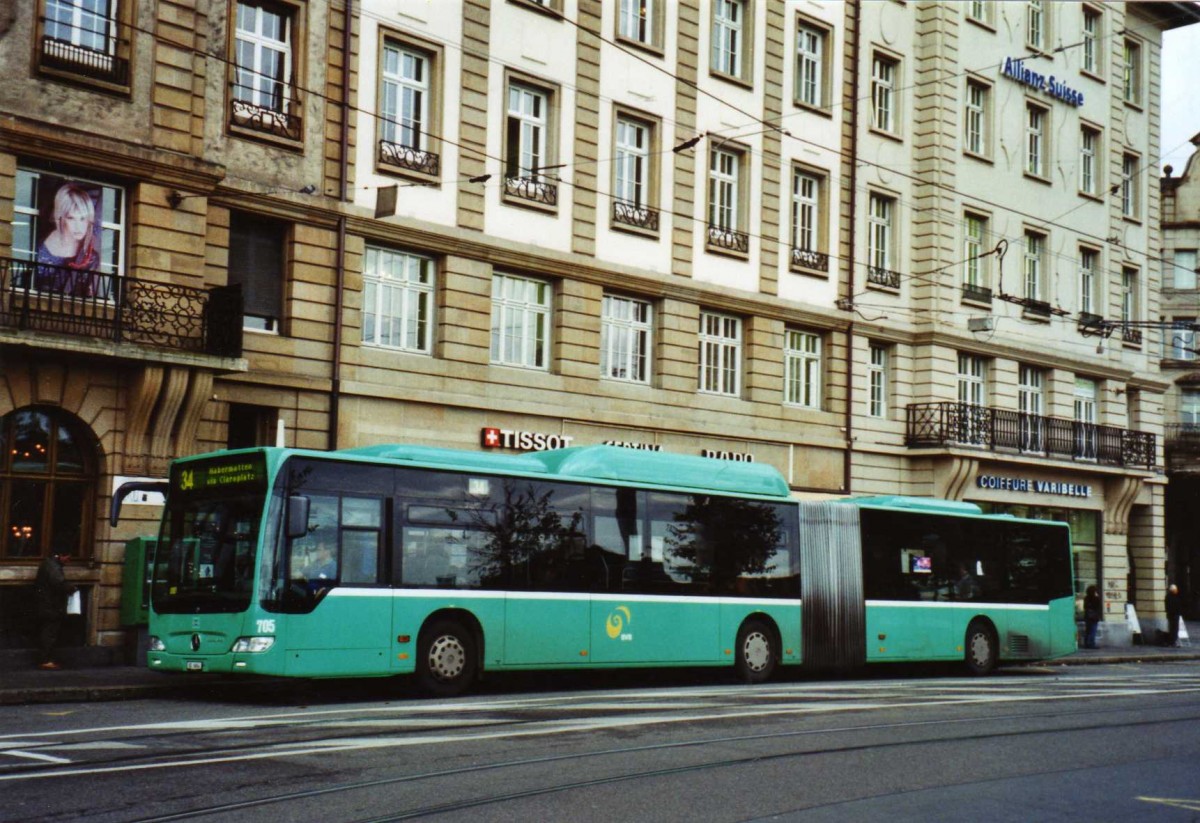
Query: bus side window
[{"left": 340, "top": 497, "right": 384, "bottom": 585}]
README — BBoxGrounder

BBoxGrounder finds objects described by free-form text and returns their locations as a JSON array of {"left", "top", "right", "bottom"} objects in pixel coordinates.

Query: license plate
[{"left": 186, "top": 661, "right": 204, "bottom": 672}]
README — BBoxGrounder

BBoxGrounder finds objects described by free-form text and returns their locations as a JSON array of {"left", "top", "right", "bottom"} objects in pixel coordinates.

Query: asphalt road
[{"left": 2, "top": 662, "right": 1200, "bottom": 822}]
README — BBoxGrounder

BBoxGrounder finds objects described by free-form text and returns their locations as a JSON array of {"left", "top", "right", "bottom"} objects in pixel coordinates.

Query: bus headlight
[
  {"left": 230, "top": 637, "right": 275, "bottom": 653},
  {"left": 148, "top": 636, "right": 165, "bottom": 652}
]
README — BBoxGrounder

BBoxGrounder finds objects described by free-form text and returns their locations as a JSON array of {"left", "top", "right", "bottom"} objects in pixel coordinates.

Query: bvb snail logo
[{"left": 605, "top": 605, "right": 632, "bottom": 639}]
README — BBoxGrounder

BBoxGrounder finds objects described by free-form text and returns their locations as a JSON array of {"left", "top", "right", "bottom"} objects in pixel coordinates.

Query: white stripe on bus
[
  {"left": 325, "top": 588, "right": 802, "bottom": 608},
  {"left": 864, "top": 600, "right": 1050, "bottom": 611}
]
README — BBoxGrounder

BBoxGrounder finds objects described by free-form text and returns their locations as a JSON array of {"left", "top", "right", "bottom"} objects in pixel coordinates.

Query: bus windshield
[{"left": 153, "top": 453, "right": 268, "bottom": 614}]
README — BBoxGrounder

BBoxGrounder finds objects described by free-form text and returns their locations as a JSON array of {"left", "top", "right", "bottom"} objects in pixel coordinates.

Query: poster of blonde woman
[{"left": 33, "top": 177, "right": 105, "bottom": 297}]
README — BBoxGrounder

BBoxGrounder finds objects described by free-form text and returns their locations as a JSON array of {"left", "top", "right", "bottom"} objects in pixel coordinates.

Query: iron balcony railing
[
  {"left": 791, "top": 247, "right": 829, "bottom": 272},
  {"left": 867, "top": 266, "right": 901, "bottom": 289},
  {"left": 40, "top": 35, "right": 129, "bottom": 86},
  {"left": 707, "top": 224, "right": 750, "bottom": 253},
  {"left": 612, "top": 200, "right": 659, "bottom": 232},
  {"left": 229, "top": 85, "right": 302, "bottom": 141},
  {"left": 0, "top": 258, "right": 243, "bottom": 358},
  {"left": 1122, "top": 327, "right": 1144, "bottom": 345},
  {"left": 1166, "top": 423, "right": 1200, "bottom": 449},
  {"left": 378, "top": 140, "right": 440, "bottom": 176},
  {"left": 906, "top": 401, "right": 1156, "bottom": 469},
  {"left": 504, "top": 175, "right": 558, "bottom": 206},
  {"left": 962, "top": 283, "right": 993, "bottom": 304}
]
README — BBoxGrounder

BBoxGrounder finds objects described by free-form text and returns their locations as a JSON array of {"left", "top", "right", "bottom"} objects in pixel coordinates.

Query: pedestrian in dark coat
[
  {"left": 34, "top": 553, "right": 75, "bottom": 669},
  {"left": 1083, "top": 585, "right": 1102, "bottom": 649}
]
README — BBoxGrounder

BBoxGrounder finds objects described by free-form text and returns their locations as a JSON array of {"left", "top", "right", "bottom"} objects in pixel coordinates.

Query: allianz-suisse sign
[
  {"left": 1001, "top": 57, "right": 1084, "bottom": 107},
  {"left": 976, "top": 474, "right": 1092, "bottom": 498}
]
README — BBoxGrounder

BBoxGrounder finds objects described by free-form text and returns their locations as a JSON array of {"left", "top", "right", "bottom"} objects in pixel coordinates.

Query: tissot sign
[
  {"left": 1001, "top": 57, "right": 1084, "bottom": 107},
  {"left": 976, "top": 474, "right": 1093, "bottom": 498}
]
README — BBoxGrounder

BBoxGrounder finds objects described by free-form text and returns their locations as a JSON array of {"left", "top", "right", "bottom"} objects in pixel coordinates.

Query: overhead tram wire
[{"left": 55, "top": 1, "right": 1196, "bottom": 303}]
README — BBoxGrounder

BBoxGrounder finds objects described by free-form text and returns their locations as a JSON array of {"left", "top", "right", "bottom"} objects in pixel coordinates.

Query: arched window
[{"left": 0, "top": 407, "right": 97, "bottom": 559}]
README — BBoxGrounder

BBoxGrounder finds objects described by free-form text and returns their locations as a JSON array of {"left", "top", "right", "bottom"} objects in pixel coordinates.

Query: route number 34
[{"left": 256, "top": 619, "right": 276, "bottom": 634}]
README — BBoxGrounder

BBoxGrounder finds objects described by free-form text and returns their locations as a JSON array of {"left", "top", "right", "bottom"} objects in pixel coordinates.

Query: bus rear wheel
[
  {"left": 735, "top": 619, "right": 778, "bottom": 684},
  {"left": 964, "top": 620, "right": 998, "bottom": 676},
  {"left": 417, "top": 619, "right": 478, "bottom": 697}
]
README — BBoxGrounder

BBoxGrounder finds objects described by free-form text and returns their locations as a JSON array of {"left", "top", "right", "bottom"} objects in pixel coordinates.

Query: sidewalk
[{"left": 3, "top": 635, "right": 1199, "bottom": 706}]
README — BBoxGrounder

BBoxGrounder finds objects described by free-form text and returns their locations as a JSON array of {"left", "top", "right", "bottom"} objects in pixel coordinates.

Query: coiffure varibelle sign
[
  {"left": 976, "top": 474, "right": 1093, "bottom": 499},
  {"left": 1001, "top": 57, "right": 1085, "bottom": 107}
]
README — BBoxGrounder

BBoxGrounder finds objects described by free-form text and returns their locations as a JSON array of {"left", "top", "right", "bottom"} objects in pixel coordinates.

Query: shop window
[{"left": 0, "top": 407, "right": 97, "bottom": 560}]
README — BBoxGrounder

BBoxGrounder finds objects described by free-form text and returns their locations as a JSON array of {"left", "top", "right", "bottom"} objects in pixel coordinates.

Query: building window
[
  {"left": 1169, "top": 318, "right": 1197, "bottom": 361},
  {"left": 964, "top": 80, "right": 989, "bottom": 157},
  {"left": 796, "top": 22, "right": 827, "bottom": 109},
  {"left": 871, "top": 53, "right": 898, "bottom": 134},
  {"left": 784, "top": 330, "right": 822, "bottom": 409},
  {"left": 1121, "top": 153, "right": 1139, "bottom": 219},
  {"left": 490, "top": 273, "right": 550, "bottom": 369},
  {"left": 790, "top": 168, "right": 826, "bottom": 271},
  {"left": 1023, "top": 231, "right": 1044, "bottom": 302},
  {"left": 378, "top": 41, "right": 439, "bottom": 177},
  {"left": 1018, "top": 365, "right": 1045, "bottom": 452},
  {"left": 229, "top": 212, "right": 286, "bottom": 333},
  {"left": 1025, "top": 103, "right": 1047, "bottom": 178},
  {"left": 1123, "top": 39, "right": 1141, "bottom": 105},
  {"left": 504, "top": 80, "right": 557, "bottom": 206},
  {"left": 227, "top": 404, "right": 277, "bottom": 449},
  {"left": 1121, "top": 267, "right": 1138, "bottom": 323},
  {"left": 867, "top": 193, "right": 896, "bottom": 285},
  {"left": 1173, "top": 249, "right": 1198, "bottom": 290},
  {"left": 707, "top": 146, "right": 748, "bottom": 253},
  {"left": 963, "top": 213, "right": 989, "bottom": 295},
  {"left": 617, "top": 0, "right": 655, "bottom": 47},
  {"left": 12, "top": 168, "right": 124, "bottom": 298},
  {"left": 1074, "top": 377, "right": 1098, "bottom": 460},
  {"left": 1027, "top": 0, "right": 1045, "bottom": 50},
  {"left": 966, "top": 2, "right": 993, "bottom": 26},
  {"left": 39, "top": 0, "right": 128, "bottom": 86},
  {"left": 699, "top": 311, "right": 741, "bottom": 396},
  {"left": 957, "top": 353, "right": 987, "bottom": 444},
  {"left": 711, "top": 0, "right": 746, "bottom": 80},
  {"left": 1079, "top": 126, "right": 1099, "bottom": 196},
  {"left": 1079, "top": 247, "right": 1098, "bottom": 316},
  {"left": 613, "top": 113, "right": 658, "bottom": 232},
  {"left": 362, "top": 247, "right": 434, "bottom": 354},
  {"left": 868, "top": 343, "right": 888, "bottom": 418},
  {"left": 0, "top": 408, "right": 96, "bottom": 559},
  {"left": 1181, "top": 389, "right": 1200, "bottom": 425},
  {"left": 231, "top": 0, "right": 300, "bottom": 141},
  {"left": 1082, "top": 7, "right": 1101, "bottom": 75},
  {"left": 601, "top": 294, "right": 651, "bottom": 383}
]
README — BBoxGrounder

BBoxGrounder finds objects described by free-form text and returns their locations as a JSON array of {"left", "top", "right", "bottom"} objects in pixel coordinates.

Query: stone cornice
[{"left": 0, "top": 115, "right": 225, "bottom": 191}]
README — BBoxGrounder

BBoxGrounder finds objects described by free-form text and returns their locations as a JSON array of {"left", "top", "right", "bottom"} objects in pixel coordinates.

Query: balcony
[
  {"left": 906, "top": 402, "right": 1156, "bottom": 470},
  {"left": 0, "top": 258, "right": 242, "bottom": 358},
  {"left": 707, "top": 224, "right": 749, "bottom": 254},
  {"left": 612, "top": 200, "right": 659, "bottom": 232},
  {"left": 791, "top": 247, "right": 829, "bottom": 273},
  {"left": 39, "top": 35, "right": 129, "bottom": 87},
  {"left": 961, "top": 283, "right": 993, "bottom": 304},
  {"left": 378, "top": 140, "right": 440, "bottom": 177},
  {"left": 229, "top": 86, "right": 302, "bottom": 142},
  {"left": 1122, "top": 327, "right": 1144, "bottom": 346},
  {"left": 867, "top": 266, "right": 901, "bottom": 289},
  {"left": 504, "top": 175, "right": 558, "bottom": 206}
]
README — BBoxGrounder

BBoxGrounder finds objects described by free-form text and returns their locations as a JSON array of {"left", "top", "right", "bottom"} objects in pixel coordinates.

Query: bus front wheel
[
  {"left": 964, "top": 620, "right": 998, "bottom": 676},
  {"left": 735, "top": 619, "right": 778, "bottom": 684},
  {"left": 417, "top": 619, "right": 478, "bottom": 697}
]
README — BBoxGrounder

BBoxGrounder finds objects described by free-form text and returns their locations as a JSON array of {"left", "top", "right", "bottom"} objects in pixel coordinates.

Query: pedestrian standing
[
  {"left": 34, "top": 552, "right": 76, "bottom": 670},
  {"left": 1083, "top": 585, "right": 1102, "bottom": 649},
  {"left": 1165, "top": 583, "right": 1183, "bottom": 647}
]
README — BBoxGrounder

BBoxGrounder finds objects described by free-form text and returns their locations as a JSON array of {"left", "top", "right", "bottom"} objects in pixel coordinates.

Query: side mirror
[{"left": 286, "top": 496, "right": 310, "bottom": 539}]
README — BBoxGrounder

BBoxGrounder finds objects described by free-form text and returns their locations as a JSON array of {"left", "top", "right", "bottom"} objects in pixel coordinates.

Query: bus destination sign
[{"left": 174, "top": 456, "right": 266, "bottom": 494}]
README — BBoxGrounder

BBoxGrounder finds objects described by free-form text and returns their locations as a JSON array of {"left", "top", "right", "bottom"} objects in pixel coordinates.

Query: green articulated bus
[{"left": 113, "top": 444, "right": 1077, "bottom": 695}]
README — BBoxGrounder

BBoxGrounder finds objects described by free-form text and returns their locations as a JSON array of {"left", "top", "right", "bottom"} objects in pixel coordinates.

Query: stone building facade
[{"left": 0, "top": 0, "right": 1195, "bottom": 655}]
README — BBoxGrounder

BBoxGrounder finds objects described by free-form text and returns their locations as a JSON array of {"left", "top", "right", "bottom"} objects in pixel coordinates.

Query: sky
[{"left": 1161, "top": 21, "right": 1200, "bottom": 175}]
